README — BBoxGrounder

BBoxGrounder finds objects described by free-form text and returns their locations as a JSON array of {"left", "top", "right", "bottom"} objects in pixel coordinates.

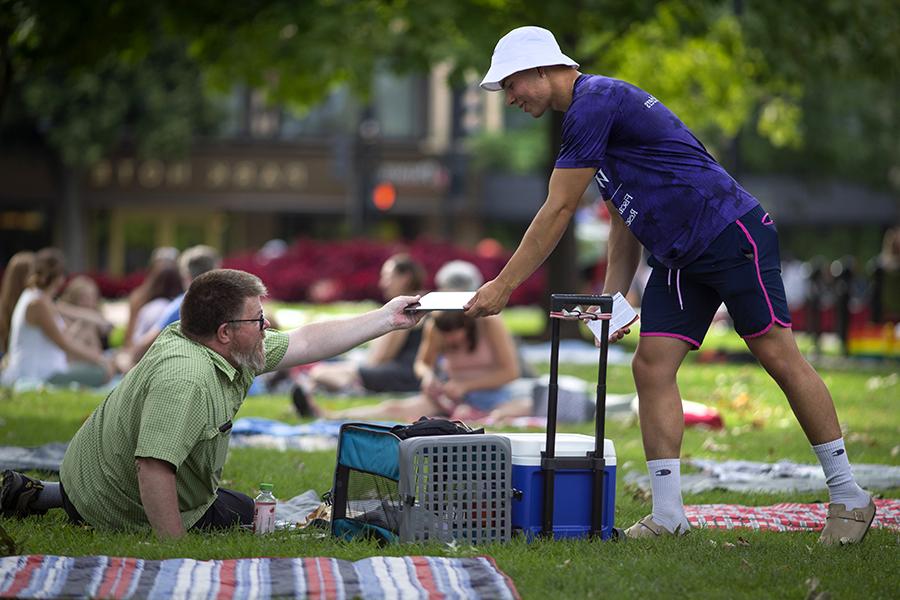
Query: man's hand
[
  {"left": 136, "top": 457, "right": 185, "bottom": 539},
  {"left": 383, "top": 295, "right": 425, "bottom": 328},
  {"left": 608, "top": 327, "right": 631, "bottom": 344},
  {"left": 464, "top": 279, "right": 513, "bottom": 317},
  {"left": 586, "top": 304, "right": 631, "bottom": 346}
]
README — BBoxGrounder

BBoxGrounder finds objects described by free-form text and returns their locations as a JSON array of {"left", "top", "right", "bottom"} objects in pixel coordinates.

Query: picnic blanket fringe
[
  {"left": 0, "top": 554, "right": 520, "bottom": 599},
  {"left": 686, "top": 498, "right": 899, "bottom": 532}
]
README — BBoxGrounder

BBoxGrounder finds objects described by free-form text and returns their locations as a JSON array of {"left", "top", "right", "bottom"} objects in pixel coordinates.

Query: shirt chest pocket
[{"left": 199, "top": 421, "right": 232, "bottom": 476}]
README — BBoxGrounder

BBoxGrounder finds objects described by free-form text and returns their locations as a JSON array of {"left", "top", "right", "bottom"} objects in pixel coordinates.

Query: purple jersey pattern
[{"left": 555, "top": 75, "right": 759, "bottom": 269}]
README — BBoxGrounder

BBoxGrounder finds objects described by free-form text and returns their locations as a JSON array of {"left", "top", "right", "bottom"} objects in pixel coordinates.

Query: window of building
[
  {"left": 208, "top": 71, "right": 428, "bottom": 141},
  {"left": 281, "top": 87, "right": 359, "bottom": 138},
  {"left": 373, "top": 72, "right": 426, "bottom": 139}
]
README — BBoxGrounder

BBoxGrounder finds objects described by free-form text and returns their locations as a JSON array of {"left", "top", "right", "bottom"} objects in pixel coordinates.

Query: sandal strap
[
  {"left": 826, "top": 504, "right": 869, "bottom": 522},
  {"left": 637, "top": 515, "right": 666, "bottom": 536}
]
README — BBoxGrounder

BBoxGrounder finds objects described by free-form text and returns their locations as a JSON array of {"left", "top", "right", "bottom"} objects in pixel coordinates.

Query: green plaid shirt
[{"left": 60, "top": 323, "right": 288, "bottom": 531}]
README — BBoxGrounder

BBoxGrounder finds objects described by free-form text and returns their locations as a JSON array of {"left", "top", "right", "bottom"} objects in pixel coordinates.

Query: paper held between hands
[
  {"left": 404, "top": 291, "right": 476, "bottom": 312},
  {"left": 587, "top": 292, "right": 639, "bottom": 341}
]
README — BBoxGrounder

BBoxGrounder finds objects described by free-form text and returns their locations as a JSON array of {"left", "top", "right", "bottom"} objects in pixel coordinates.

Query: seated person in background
[
  {"left": 122, "top": 247, "right": 178, "bottom": 347},
  {"left": 57, "top": 275, "right": 113, "bottom": 358},
  {"left": 292, "top": 254, "right": 426, "bottom": 413},
  {"left": 152, "top": 245, "right": 222, "bottom": 331},
  {"left": 302, "top": 310, "right": 520, "bottom": 422},
  {"left": 0, "top": 251, "right": 35, "bottom": 359},
  {"left": 0, "top": 268, "right": 422, "bottom": 539},
  {"left": 0, "top": 248, "right": 112, "bottom": 388},
  {"left": 129, "top": 264, "right": 183, "bottom": 346},
  {"left": 116, "top": 245, "right": 221, "bottom": 371}
]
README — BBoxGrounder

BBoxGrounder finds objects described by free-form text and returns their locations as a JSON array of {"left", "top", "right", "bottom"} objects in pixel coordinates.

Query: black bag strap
[{"left": 390, "top": 416, "right": 484, "bottom": 440}]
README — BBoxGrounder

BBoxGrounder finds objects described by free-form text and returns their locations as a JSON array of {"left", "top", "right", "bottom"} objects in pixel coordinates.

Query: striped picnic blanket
[
  {"left": 686, "top": 498, "right": 900, "bottom": 532},
  {"left": 0, "top": 555, "right": 520, "bottom": 599}
]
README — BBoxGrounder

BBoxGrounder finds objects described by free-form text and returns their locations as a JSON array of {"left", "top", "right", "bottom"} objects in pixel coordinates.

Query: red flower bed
[
  {"left": 87, "top": 237, "right": 546, "bottom": 305},
  {"left": 88, "top": 270, "right": 151, "bottom": 300}
]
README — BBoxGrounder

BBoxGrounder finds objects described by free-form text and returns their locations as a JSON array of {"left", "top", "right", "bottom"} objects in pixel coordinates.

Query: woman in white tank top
[{"left": 0, "top": 248, "right": 111, "bottom": 388}]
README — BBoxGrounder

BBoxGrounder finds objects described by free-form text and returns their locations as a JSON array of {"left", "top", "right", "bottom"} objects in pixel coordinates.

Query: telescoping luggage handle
[{"left": 542, "top": 293, "right": 613, "bottom": 538}]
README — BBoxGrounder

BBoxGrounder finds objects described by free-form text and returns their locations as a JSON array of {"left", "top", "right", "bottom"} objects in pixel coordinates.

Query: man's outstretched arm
[
  {"left": 275, "top": 295, "right": 423, "bottom": 370},
  {"left": 465, "top": 167, "right": 596, "bottom": 317}
]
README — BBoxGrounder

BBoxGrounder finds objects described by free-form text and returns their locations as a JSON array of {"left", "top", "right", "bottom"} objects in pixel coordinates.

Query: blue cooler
[{"left": 501, "top": 432, "right": 616, "bottom": 540}]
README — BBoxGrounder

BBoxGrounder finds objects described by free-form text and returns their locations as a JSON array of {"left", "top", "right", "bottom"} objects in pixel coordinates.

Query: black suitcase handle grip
[{"left": 550, "top": 294, "right": 613, "bottom": 312}]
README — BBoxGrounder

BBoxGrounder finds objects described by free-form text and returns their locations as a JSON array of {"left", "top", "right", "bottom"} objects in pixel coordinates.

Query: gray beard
[{"left": 232, "top": 340, "right": 266, "bottom": 373}]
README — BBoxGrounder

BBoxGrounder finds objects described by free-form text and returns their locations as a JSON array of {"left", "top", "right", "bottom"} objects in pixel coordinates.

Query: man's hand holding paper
[{"left": 587, "top": 292, "right": 639, "bottom": 344}]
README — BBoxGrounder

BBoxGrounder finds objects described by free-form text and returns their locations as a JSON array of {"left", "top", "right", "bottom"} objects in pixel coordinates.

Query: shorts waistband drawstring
[{"left": 667, "top": 268, "right": 684, "bottom": 311}]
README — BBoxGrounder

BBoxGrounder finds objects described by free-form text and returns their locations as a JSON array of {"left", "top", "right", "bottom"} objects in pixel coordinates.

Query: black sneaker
[{"left": 0, "top": 470, "right": 46, "bottom": 518}]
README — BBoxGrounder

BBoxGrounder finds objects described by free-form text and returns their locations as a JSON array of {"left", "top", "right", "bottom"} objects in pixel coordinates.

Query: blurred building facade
[
  {"left": 0, "top": 65, "right": 896, "bottom": 273},
  {"left": 0, "top": 66, "right": 522, "bottom": 273}
]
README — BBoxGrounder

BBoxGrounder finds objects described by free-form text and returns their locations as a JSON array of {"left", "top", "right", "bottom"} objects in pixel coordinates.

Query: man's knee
[
  {"left": 191, "top": 488, "right": 254, "bottom": 531},
  {"left": 747, "top": 329, "right": 806, "bottom": 379},
  {"left": 632, "top": 346, "right": 679, "bottom": 386}
]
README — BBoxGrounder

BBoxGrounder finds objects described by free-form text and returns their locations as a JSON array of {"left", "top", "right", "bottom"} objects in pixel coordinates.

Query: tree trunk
[{"left": 58, "top": 165, "right": 87, "bottom": 272}]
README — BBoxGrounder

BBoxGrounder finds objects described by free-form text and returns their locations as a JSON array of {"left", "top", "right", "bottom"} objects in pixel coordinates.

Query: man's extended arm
[
  {"left": 465, "top": 167, "right": 596, "bottom": 316},
  {"left": 136, "top": 457, "right": 185, "bottom": 539},
  {"left": 276, "top": 295, "right": 423, "bottom": 370}
]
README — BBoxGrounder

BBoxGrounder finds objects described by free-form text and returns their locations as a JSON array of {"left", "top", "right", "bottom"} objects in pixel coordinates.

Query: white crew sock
[
  {"left": 812, "top": 438, "right": 871, "bottom": 510},
  {"left": 647, "top": 458, "right": 690, "bottom": 533}
]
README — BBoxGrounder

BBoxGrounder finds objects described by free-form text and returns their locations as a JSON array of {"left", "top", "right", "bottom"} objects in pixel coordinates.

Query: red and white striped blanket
[
  {"left": 686, "top": 498, "right": 899, "bottom": 532},
  {"left": 0, "top": 554, "right": 520, "bottom": 599}
]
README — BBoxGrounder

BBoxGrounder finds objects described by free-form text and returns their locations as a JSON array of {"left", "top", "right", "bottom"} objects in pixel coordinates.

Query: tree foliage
[
  {"left": 595, "top": 3, "right": 800, "bottom": 155},
  {"left": 2, "top": 0, "right": 897, "bottom": 189},
  {"left": 19, "top": 40, "right": 215, "bottom": 166},
  {"left": 738, "top": 0, "right": 900, "bottom": 188},
  {"left": 1, "top": 1, "right": 214, "bottom": 167}
]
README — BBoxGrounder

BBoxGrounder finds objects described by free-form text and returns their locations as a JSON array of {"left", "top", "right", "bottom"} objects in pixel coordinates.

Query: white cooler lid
[{"left": 500, "top": 432, "right": 616, "bottom": 466}]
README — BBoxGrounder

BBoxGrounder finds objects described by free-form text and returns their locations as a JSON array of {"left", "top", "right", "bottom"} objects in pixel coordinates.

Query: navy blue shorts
[{"left": 640, "top": 205, "right": 792, "bottom": 349}]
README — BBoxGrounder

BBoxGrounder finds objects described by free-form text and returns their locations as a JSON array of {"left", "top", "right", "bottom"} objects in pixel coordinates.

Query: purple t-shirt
[{"left": 555, "top": 75, "right": 759, "bottom": 269}]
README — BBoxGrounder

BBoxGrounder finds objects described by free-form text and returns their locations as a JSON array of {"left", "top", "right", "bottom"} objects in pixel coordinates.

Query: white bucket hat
[{"left": 480, "top": 26, "right": 579, "bottom": 91}]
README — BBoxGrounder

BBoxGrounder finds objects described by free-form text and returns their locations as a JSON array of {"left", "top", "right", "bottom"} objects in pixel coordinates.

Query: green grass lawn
[{"left": 1, "top": 352, "right": 898, "bottom": 598}]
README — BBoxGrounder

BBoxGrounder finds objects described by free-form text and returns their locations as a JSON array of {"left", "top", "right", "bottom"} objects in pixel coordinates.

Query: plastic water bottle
[{"left": 252, "top": 483, "right": 277, "bottom": 534}]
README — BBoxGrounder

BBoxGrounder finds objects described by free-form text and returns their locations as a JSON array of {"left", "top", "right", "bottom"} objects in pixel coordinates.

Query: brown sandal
[
  {"left": 818, "top": 498, "right": 876, "bottom": 546},
  {"left": 624, "top": 514, "right": 689, "bottom": 539}
]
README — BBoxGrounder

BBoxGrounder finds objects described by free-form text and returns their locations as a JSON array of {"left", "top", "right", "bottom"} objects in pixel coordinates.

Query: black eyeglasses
[{"left": 225, "top": 315, "right": 266, "bottom": 331}]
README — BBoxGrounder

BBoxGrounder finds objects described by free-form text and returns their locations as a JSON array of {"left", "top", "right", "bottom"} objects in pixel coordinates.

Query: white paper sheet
[
  {"left": 405, "top": 291, "right": 476, "bottom": 312},
  {"left": 587, "top": 292, "right": 639, "bottom": 341}
]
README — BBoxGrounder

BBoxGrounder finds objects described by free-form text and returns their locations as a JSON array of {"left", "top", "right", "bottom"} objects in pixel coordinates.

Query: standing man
[
  {"left": 1, "top": 269, "right": 422, "bottom": 538},
  {"left": 465, "top": 26, "right": 874, "bottom": 544}
]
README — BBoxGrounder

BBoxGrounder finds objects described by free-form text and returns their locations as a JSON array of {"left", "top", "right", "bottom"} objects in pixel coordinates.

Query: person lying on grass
[{"left": 0, "top": 268, "right": 422, "bottom": 539}]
